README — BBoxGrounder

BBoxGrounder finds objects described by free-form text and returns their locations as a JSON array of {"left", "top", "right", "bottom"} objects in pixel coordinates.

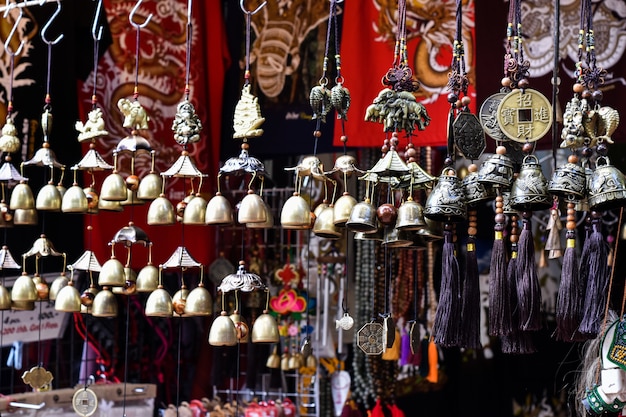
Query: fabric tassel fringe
[
  {"left": 579, "top": 212, "right": 609, "bottom": 336},
  {"left": 515, "top": 213, "right": 542, "bottom": 331},
  {"left": 432, "top": 226, "right": 461, "bottom": 347},
  {"left": 488, "top": 196, "right": 507, "bottom": 337},
  {"left": 460, "top": 235, "right": 482, "bottom": 349}
]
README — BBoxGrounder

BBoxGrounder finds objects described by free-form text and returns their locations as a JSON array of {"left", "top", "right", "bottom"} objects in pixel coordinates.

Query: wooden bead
[
  {"left": 501, "top": 77, "right": 511, "bottom": 87},
  {"left": 568, "top": 154, "right": 579, "bottom": 164},
  {"left": 461, "top": 96, "right": 471, "bottom": 106},
  {"left": 510, "top": 235, "right": 519, "bottom": 243},
  {"left": 313, "top": 130, "right": 322, "bottom": 138},
  {"left": 567, "top": 220, "right": 576, "bottom": 230},
  {"left": 495, "top": 201, "right": 503, "bottom": 209},
  {"left": 468, "top": 227, "right": 478, "bottom": 236},
  {"left": 573, "top": 83, "right": 584, "bottom": 93},
  {"left": 496, "top": 145, "right": 507, "bottom": 155}
]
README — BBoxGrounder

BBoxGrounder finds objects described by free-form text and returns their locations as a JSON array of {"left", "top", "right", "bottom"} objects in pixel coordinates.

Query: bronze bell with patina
[
  {"left": 588, "top": 155, "right": 626, "bottom": 211},
  {"left": 424, "top": 167, "right": 466, "bottom": 223},
  {"left": 509, "top": 155, "right": 552, "bottom": 211},
  {"left": 477, "top": 145, "right": 514, "bottom": 189},
  {"left": 548, "top": 154, "right": 586, "bottom": 201}
]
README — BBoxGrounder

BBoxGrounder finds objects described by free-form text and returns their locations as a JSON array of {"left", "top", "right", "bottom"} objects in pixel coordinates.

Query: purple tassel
[
  {"left": 555, "top": 232, "right": 586, "bottom": 342},
  {"left": 515, "top": 213, "right": 542, "bottom": 331},
  {"left": 579, "top": 213, "right": 609, "bottom": 336},
  {"left": 432, "top": 226, "right": 461, "bottom": 347},
  {"left": 460, "top": 235, "right": 482, "bottom": 349},
  {"left": 489, "top": 221, "right": 508, "bottom": 336},
  {"left": 501, "top": 245, "right": 536, "bottom": 354}
]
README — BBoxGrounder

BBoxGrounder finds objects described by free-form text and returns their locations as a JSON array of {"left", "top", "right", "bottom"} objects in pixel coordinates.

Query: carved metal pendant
[
  {"left": 496, "top": 88, "right": 553, "bottom": 143},
  {"left": 73, "top": 387, "right": 98, "bottom": 417},
  {"left": 21, "top": 366, "right": 54, "bottom": 390},
  {"left": 454, "top": 111, "right": 486, "bottom": 160},
  {"left": 479, "top": 92, "right": 507, "bottom": 142},
  {"left": 357, "top": 322, "right": 384, "bottom": 356},
  {"left": 383, "top": 314, "right": 396, "bottom": 349}
]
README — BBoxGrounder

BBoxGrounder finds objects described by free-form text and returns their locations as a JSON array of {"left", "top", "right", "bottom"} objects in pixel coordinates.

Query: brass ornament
[
  {"left": 463, "top": 168, "right": 496, "bottom": 206},
  {"left": 73, "top": 388, "right": 98, "bottom": 417},
  {"left": 313, "top": 205, "right": 341, "bottom": 239},
  {"left": 479, "top": 92, "right": 507, "bottom": 141},
  {"left": 280, "top": 193, "right": 311, "bottom": 229},
  {"left": 395, "top": 198, "right": 426, "bottom": 231},
  {"left": 22, "top": 366, "right": 53, "bottom": 390},
  {"left": 496, "top": 88, "right": 553, "bottom": 143},
  {"left": 233, "top": 84, "right": 265, "bottom": 139},
  {"left": 346, "top": 199, "right": 378, "bottom": 233},
  {"left": 330, "top": 83, "right": 351, "bottom": 121},
  {"left": 205, "top": 193, "right": 233, "bottom": 226},
  {"left": 62, "top": 184, "right": 88, "bottom": 213},
  {"left": 172, "top": 99, "right": 202, "bottom": 146},
  {"left": 0, "top": 116, "right": 21, "bottom": 153},
  {"left": 238, "top": 191, "right": 267, "bottom": 224},
  {"left": 453, "top": 111, "right": 486, "bottom": 160},
  {"left": 91, "top": 288, "right": 118, "bottom": 317},
  {"left": 251, "top": 311, "right": 279, "bottom": 343},
  {"left": 75, "top": 108, "right": 109, "bottom": 142},
  {"left": 147, "top": 195, "right": 176, "bottom": 225},
  {"left": 560, "top": 96, "right": 587, "bottom": 149},
  {"left": 9, "top": 182, "right": 35, "bottom": 210},
  {"left": 333, "top": 193, "right": 357, "bottom": 227},
  {"left": 364, "top": 88, "right": 430, "bottom": 134},
  {"left": 100, "top": 172, "right": 127, "bottom": 201},
  {"left": 357, "top": 322, "right": 384, "bottom": 356},
  {"left": 310, "top": 85, "right": 332, "bottom": 122},
  {"left": 137, "top": 172, "right": 163, "bottom": 200},
  {"left": 477, "top": 149, "right": 514, "bottom": 188},
  {"left": 36, "top": 183, "right": 62, "bottom": 211},
  {"left": 55, "top": 282, "right": 81, "bottom": 312},
  {"left": 11, "top": 273, "right": 37, "bottom": 302}
]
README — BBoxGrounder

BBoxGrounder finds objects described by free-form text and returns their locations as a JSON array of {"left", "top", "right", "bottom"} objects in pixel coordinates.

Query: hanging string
[
  {"left": 241, "top": 1, "right": 266, "bottom": 86},
  {"left": 91, "top": 0, "right": 103, "bottom": 109},
  {"left": 122, "top": 296, "right": 131, "bottom": 417},
  {"left": 184, "top": 0, "right": 192, "bottom": 100}
]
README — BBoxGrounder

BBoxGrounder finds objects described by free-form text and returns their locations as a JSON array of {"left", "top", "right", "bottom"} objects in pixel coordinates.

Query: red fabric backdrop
[{"left": 336, "top": 0, "right": 476, "bottom": 148}]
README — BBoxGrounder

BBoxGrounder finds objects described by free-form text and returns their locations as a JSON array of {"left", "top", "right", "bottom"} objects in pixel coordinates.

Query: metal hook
[
  {"left": 91, "top": 0, "right": 103, "bottom": 41},
  {"left": 239, "top": 0, "right": 267, "bottom": 15},
  {"left": 4, "top": 1, "right": 25, "bottom": 56},
  {"left": 129, "top": 0, "right": 152, "bottom": 29},
  {"left": 41, "top": 0, "right": 63, "bottom": 45}
]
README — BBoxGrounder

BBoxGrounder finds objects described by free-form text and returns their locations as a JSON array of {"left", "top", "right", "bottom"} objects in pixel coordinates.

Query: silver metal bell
[
  {"left": 477, "top": 150, "right": 514, "bottom": 188},
  {"left": 509, "top": 155, "right": 552, "bottom": 211},
  {"left": 588, "top": 156, "right": 626, "bottom": 211},
  {"left": 424, "top": 167, "right": 466, "bottom": 222},
  {"left": 548, "top": 155, "right": 586, "bottom": 200}
]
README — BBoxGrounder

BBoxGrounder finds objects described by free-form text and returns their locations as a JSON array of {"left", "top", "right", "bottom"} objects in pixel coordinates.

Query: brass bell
[
  {"left": 11, "top": 300, "right": 35, "bottom": 311},
  {"left": 11, "top": 273, "right": 37, "bottom": 302},
  {"left": 313, "top": 201, "right": 329, "bottom": 217},
  {"left": 382, "top": 227, "right": 413, "bottom": 248},
  {"left": 56, "top": 183, "right": 66, "bottom": 199},
  {"left": 424, "top": 167, "right": 467, "bottom": 222},
  {"left": 208, "top": 311, "right": 238, "bottom": 346},
  {"left": 136, "top": 264, "right": 159, "bottom": 292},
  {"left": 35, "top": 183, "right": 62, "bottom": 211},
  {"left": 238, "top": 191, "right": 267, "bottom": 224},
  {"left": 183, "top": 194, "right": 208, "bottom": 225},
  {"left": 509, "top": 155, "right": 552, "bottom": 211},
  {"left": 13, "top": 208, "right": 38, "bottom": 225},
  {"left": 145, "top": 285, "right": 173, "bottom": 317},
  {"left": 247, "top": 200, "right": 274, "bottom": 229},
  {"left": 416, "top": 218, "right": 444, "bottom": 242},
  {"left": 548, "top": 155, "right": 586, "bottom": 200},
  {"left": 251, "top": 310, "right": 280, "bottom": 343},
  {"left": 0, "top": 285, "right": 10, "bottom": 310},
  {"left": 313, "top": 205, "right": 341, "bottom": 239},
  {"left": 305, "top": 354, "right": 317, "bottom": 368},
  {"left": 354, "top": 224, "right": 384, "bottom": 241},
  {"left": 9, "top": 181, "right": 34, "bottom": 210},
  {"left": 205, "top": 193, "right": 233, "bottom": 226},
  {"left": 288, "top": 352, "right": 304, "bottom": 370},
  {"left": 463, "top": 165, "right": 496, "bottom": 206},
  {"left": 185, "top": 283, "right": 213, "bottom": 316},
  {"left": 395, "top": 198, "right": 426, "bottom": 231},
  {"left": 91, "top": 288, "right": 118, "bottom": 317},
  {"left": 333, "top": 192, "right": 357, "bottom": 227},
  {"left": 477, "top": 146, "right": 514, "bottom": 188},
  {"left": 48, "top": 274, "right": 68, "bottom": 301},
  {"left": 137, "top": 172, "right": 162, "bottom": 200},
  {"left": 100, "top": 172, "right": 127, "bottom": 201},
  {"left": 147, "top": 195, "right": 176, "bottom": 225},
  {"left": 346, "top": 199, "right": 378, "bottom": 233},
  {"left": 588, "top": 155, "right": 626, "bottom": 211},
  {"left": 266, "top": 346, "right": 281, "bottom": 368},
  {"left": 280, "top": 193, "right": 311, "bottom": 229},
  {"left": 98, "top": 197, "right": 123, "bottom": 212},
  {"left": 98, "top": 257, "right": 125, "bottom": 287},
  {"left": 280, "top": 351, "right": 291, "bottom": 370},
  {"left": 55, "top": 282, "right": 81, "bottom": 312},
  {"left": 229, "top": 311, "right": 249, "bottom": 342},
  {"left": 61, "top": 184, "right": 88, "bottom": 213}
]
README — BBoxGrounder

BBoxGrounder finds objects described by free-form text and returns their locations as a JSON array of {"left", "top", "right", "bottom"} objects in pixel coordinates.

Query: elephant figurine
[{"left": 118, "top": 98, "right": 150, "bottom": 130}]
